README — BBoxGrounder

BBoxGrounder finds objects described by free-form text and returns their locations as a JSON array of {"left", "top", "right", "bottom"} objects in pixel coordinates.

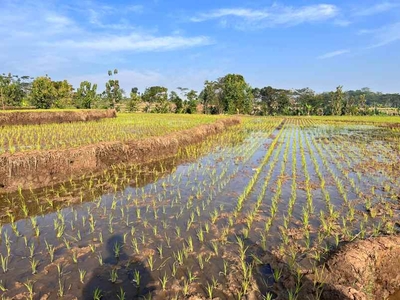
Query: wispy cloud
[
  {"left": 363, "top": 22, "right": 400, "bottom": 48},
  {"left": 190, "top": 4, "right": 338, "bottom": 29},
  {"left": 191, "top": 8, "right": 270, "bottom": 22},
  {"left": 52, "top": 34, "right": 212, "bottom": 52},
  {"left": 126, "top": 5, "right": 145, "bottom": 13},
  {"left": 317, "top": 49, "right": 350, "bottom": 59},
  {"left": 354, "top": 2, "right": 400, "bottom": 17},
  {"left": 0, "top": 0, "right": 212, "bottom": 75},
  {"left": 333, "top": 19, "right": 351, "bottom": 27},
  {"left": 85, "top": 3, "right": 145, "bottom": 30}
]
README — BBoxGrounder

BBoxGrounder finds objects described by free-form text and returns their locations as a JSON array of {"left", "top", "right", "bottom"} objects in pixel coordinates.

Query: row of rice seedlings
[
  {"left": 309, "top": 125, "right": 396, "bottom": 245},
  {"left": 311, "top": 132, "right": 385, "bottom": 234},
  {"left": 323, "top": 126, "right": 398, "bottom": 194},
  {"left": 0, "top": 120, "right": 254, "bottom": 225},
  {"left": 0, "top": 118, "right": 278, "bottom": 298},
  {"left": 235, "top": 121, "right": 286, "bottom": 212},
  {"left": 0, "top": 117, "right": 397, "bottom": 299}
]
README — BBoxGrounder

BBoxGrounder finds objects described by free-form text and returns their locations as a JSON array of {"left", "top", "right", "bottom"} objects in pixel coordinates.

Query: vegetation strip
[
  {"left": 0, "top": 118, "right": 240, "bottom": 192},
  {"left": 0, "top": 109, "right": 116, "bottom": 126}
]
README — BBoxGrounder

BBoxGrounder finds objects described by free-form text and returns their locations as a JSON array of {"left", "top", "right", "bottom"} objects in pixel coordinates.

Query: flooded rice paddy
[{"left": 0, "top": 117, "right": 399, "bottom": 299}]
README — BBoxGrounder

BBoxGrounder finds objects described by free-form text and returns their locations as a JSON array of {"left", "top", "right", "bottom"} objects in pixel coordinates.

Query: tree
[
  {"left": 331, "top": 86, "right": 344, "bottom": 115},
  {"left": 0, "top": 73, "right": 29, "bottom": 109},
  {"left": 176, "top": 87, "right": 198, "bottom": 114},
  {"left": 128, "top": 87, "right": 141, "bottom": 112},
  {"left": 75, "top": 81, "right": 98, "bottom": 109},
  {"left": 52, "top": 80, "right": 74, "bottom": 108},
  {"left": 177, "top": 87, "right": 189, "bottom": 98},
  {"left": 294, "top": 88, "right": 320, "bottom": 115},
  {"left": 142, "top": 86, "right": 168, "bottom": 103},
  {"left": 359, "top": 94, "right": 366, "bottom": 115},
  {"left": 199, "top": 80, "right": 223, "bottom": 114},
  {"left": 30, "top": 76, "right": 57, "bottom": 109},
  {"left": 105, "top": 69, "right": 122, "bottom": 109},
  {"left": 258, "top": 86, "right": 290, "bottom": 115},
  {"left": 141, "top": 86, "right": 170, "bottom": 113},
  {"left": 343, "top": 95, "right": 358, "bottom": 115},
  {"left": 169, "top": 91, "right": 183, "bottom": 113},
  {"left": 185, "top": 89, "right": 198, "bottom": 114},
  {"left": 219, "top": 74, "right": 253, "bottom": 114}
]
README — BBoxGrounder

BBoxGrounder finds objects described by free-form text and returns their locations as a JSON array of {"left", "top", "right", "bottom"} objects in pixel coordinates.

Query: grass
[{"left": 0, "top": 115, "right": 398, "bottom": 299}]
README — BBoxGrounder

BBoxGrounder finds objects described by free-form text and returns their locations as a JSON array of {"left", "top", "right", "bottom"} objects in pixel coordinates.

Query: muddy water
[{"left": 0, "top": 119, "right": 399, "bottom": 299}]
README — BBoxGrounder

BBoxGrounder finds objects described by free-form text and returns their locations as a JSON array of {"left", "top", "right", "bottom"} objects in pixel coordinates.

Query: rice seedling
[
  {"left": 0, "top": 254, "right": 9, "bottom": 273},
  {"left": 116, "top": 287, "right": 126, "bottom": 300},
  {"left": 93, "top": 288, "right": 102, "bottom": 300},
  {"left": 113, "top": 241, "right": 122, "bottom": 258},
  {"left": 147, "top": 254, "right": 155, "bottom": 271},
  {"left": 0, "top": 116, "right": 398, "bottom": 299},
  {"left": 110, "top": 268, "right": 118, "bottom": 283},
  {"left": 79, "top": 269, "right": 87, "bottom": 283},
  {"left": 23, "top": 280, "right": 34, "bottom": 300},
  {"left": 30, "top": 258, "right": 39, "bottom": 274}
]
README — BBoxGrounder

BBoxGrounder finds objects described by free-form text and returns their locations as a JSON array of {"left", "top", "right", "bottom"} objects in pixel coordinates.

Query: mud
[
  {"left": 247, "top": 236, "right": 400, "bottom": 300},
  {"left": 0, "top": 109, "right": 116, "bottom": 126},
  {"left": 318, "top": 235, "right": 400, "bottom": 300},
  {"left": 0, "top": 118, "right": 240, "bottom": 193}
]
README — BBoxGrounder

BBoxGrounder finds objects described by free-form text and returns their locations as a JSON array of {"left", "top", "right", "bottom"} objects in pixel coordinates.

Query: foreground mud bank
[
  {"left": 0, "top": 118, "right": 240, "bottom": 192},
  {"left": 319, "top": 235, "right": 400, "bottom": 300},
  {"left": 0, "top": 109, "right": 116, "bottom": 126},
  {"left": 254, "top": 235, "right": 400, "bottom": 300}
]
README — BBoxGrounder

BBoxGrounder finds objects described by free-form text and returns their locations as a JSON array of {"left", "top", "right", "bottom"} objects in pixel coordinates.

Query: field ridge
[
  {"left": 0, "top": 109, "right": 116, "bottom": 126},
  {"left": 0, "top": 117, "right": 240, "bottom": 192}
]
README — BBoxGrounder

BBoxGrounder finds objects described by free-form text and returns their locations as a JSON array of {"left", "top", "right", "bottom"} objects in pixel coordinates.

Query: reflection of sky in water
[{"left": 0, "top": 120, "right": 398, "bottom": 299}]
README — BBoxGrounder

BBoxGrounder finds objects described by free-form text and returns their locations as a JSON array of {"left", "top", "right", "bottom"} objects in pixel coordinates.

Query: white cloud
[
  {"left": 354, "top": 2, "right": 400, "bottom": 16},
  {"left": 333, "top": 19, "right": 352, "bottom": 27},
  {"left": 45, "top": 14, "right": 72, "bottom": 27},
  {"left": 317, "top": 49, "right": 350, "bottom": 59},
  {"left": 364, "top": 22, "right": 400, "bottom": 48},
  {"left": 52, "top": 34, "right": 212, "bottom": 52},
  {"left": 86, "top": 4, "right": 145, "bottom": 30},
  {"left": 126, "top": 5, "right": 144, "bottom": 13},
  {"left": 191, "top": 8, "right": 270, "bottom": 22},
  {"left": 190, "top": 4, "right": 338, "bottom": 28},
  {"left": 0, "top": 0, "right": 213, "bottom": 76}
]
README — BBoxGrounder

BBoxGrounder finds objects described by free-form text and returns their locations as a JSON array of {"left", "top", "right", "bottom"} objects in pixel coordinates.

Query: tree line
[{"left": 1, "top": 71, "right": 399, "bottom": 115}]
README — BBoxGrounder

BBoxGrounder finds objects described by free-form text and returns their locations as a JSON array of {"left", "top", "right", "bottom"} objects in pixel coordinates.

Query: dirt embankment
[
  {"left": 0, "top": 109, "right": 116, "bottom": 126},
  {"left": 318, "top": 236, "right": 400, "bottom": 300},
  {"left": 0, "top": 118, "right": 240, "bottom": 192},
  {"left": 255, "top": 235, "right": 400, "bottom": 300}
]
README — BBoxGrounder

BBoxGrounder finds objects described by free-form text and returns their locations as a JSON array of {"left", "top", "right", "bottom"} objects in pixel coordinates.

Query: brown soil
[
  {"left": 0, "top": 118, "right": 240, "bottom": 193},
  {"left": 317, "top": 235, "right": 400, "bottom": 300},
  {"left": 0, "top": 109, "right": 116, "bottom": 126},
  {"left": 248, "top": 236, "right": 400, "bottom": 300}
]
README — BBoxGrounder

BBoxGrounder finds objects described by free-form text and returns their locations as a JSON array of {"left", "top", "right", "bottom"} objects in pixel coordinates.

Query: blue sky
[{"left": 1, "top": 0, "right": 400, "bottom": 94}]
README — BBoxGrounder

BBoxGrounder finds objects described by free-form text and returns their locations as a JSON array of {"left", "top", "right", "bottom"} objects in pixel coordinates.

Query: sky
[{"left": 1, "top": 0, "right": 400, "bottom": 94}]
